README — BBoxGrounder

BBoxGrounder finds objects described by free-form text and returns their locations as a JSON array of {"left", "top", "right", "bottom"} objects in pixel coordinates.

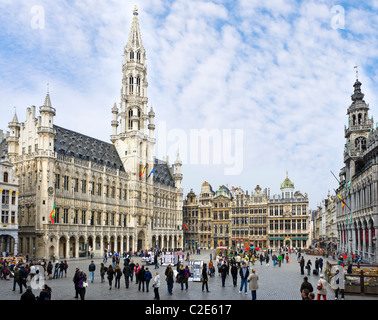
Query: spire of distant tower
[
  {"left": 127, "top": 5, "right": 144, "bottom": 49},
  {"left": 44, "top": 83, "right": 52, "bottom": 107}
]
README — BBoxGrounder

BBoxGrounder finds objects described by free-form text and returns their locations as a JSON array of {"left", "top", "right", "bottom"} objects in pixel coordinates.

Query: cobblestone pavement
[{"left": 1, "top": 250, "right": 377, "bottom": 301}]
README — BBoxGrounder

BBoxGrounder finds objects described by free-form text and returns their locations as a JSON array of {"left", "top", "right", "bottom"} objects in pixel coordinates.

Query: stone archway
[
  {"left": 137, "top": 230, "right": 145, "bottom": 251},
  {"left": 58, "top": 236, "right": 67, "bottom": 258},
  {"left": 69, "top": 236, "right": 76, "bottom": 258}
]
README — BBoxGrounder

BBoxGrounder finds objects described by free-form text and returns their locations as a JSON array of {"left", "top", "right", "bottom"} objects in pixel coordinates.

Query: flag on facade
[
  {"left": 139, "top": 165, "right": 146, "bottom": 178},
  {"left": 337, "top": 194, "right": 345, "bottom": 211},
  {"left": 183, "top": 222, "right": 188, "bottom": 230},
  {"left": 147, "top": 167, "right": 154, "bottom": 179},
  {"left": 50, "top": 201, "right": 56, "bottom": 224}
]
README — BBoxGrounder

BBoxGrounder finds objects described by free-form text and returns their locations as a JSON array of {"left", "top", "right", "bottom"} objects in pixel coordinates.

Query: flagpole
[{"left": 330, "top": 171, "right": 353, "bottom": 263}]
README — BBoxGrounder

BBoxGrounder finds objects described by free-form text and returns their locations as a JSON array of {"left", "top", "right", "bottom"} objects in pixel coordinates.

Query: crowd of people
[{"left": 1, "top": 246, "right": 362, "bottom": 301}]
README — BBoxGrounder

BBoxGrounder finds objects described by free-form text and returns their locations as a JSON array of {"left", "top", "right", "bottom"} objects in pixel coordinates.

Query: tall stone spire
[{"left": 127, "top": 5, "right": 144, "bottom": 50}]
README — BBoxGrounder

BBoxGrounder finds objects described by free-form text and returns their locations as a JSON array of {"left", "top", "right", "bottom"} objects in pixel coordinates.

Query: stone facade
[
  {"left": 183, "top": 174, "right": 310, "bottom": 250},
  {"left": 0, "top": 160, "right": 19, "bottom": 255},
  {"left": 336, "top": 77, "right": 378, "bottom": 263},
  {"left": 3, "top": 7, "right": 183, "bottom": 259}
]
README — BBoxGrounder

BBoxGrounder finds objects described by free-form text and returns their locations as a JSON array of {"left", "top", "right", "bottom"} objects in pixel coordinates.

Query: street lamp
[
  {"left": 349, "top": 237, "right": 353, "bottom": 263},
  {"left": 372, "top": 236, "right": 377, "bottom": 264}
]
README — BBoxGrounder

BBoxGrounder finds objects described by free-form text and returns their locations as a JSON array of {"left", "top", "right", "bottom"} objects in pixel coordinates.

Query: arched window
[
  {"left": 130, "top": 51, "right": 134, "bottom": 60},
  {"left": 3, "top": 172, "right": 8, "bottom": 183},
  {"left": 137, "top": 51, "right": 141, "bottom": 61},
  {"left": 128, "top": 109, "right": 133, "bottom": 129},
  {"left": 129, "top": 77, "right": 134, "bottom": 94},
  {"left": 358, "top": 113, "right": 362, "bottom": 124},
  {"left": 355, "top": 136, "right": 367, "bottom": 151},
  {"left": 136, "top": 77, "right": 141, "bottom": 95}
]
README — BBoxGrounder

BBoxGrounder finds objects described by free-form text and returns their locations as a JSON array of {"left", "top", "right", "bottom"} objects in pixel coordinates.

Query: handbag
[
  {"left": 317, "top": 282, "right": 322, "bottom": 290},
  {"left": 200, "top": 277, "right": 204, "bottom": 282}
]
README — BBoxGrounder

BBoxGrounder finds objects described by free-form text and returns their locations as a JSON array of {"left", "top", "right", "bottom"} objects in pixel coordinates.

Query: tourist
[
  {"left": 299, "top": 256, "right": 305, "bottom": 274},
  {"left": 178, "top": 264, "right": 185, "bottom": 290},
  {"left": 316, "top": 274, "right": 327, "bottom": 300},
  {"left": 144, "top": 267, "right": 152, "bottom": 292},
  {"left": 20, "top": 286, "right": 36, "bottom": 301},
  {"left": 114, "top": 264, "right": 122, "bottom": 289},
  {"left": 231, "top": 263, "right": 238, "bottom": 287},
  {"left": 239, "top": 262, "right": 249, "bottom": 295},
  {"left": 12, "top": 266, "right": 19, "bottom": 291},
  {"left": 299, "top": 276, "right": 313, "bottom": 299},
  {"left": 152, "top": 271, "right": 160, "bottom": 300},
  {"left": 37, "top": 284, "right": 52, "bottom": 300},
  {"left": 265, "top": 254, "right": 270, "bottom": 266},
  {"left": 73, "top": 267, "right": 81, "bottom": 298},
  {"left": 107, "top": 265, "right": 115, "bottom": 290},
  {"left": 306, "top": 259, "right": 312, "bottom": 276},
  {"left": 134, "top": 263, "right": 141, "bottom": 285},
  {"left": 77, "top": 269, "right": 87, "bottom": 300},
  {"left": 220, "top": 261, "right": 228, "bottom": 287},
  {"left": 52, "top": 260, "right": 59, "bottom": 279},
  {"left": 247, "top": 268, "right": 259, "bottom": 300},
  {"left": 100, "top": 263, "right": 106, "bottom": 283},
  {"left": 183, "top": 265, "right": 191, "bottom": 290},
  {"left": 202, "top": 263, "right": 209, "bottom": 292},
  {"left": 208, "top": 259, "right": 215, "bottom": 277},
  {"left": 122, "top": 262, "right": 131, "bottom": 288},
  {"left": 47, "top": 261, "right": 53, "bottom": 279},
  {"left": 138, "top": 265, "right": 146, "bottom": 292},
  {"left": 301, "top": 289, "right": 310, "bottom": 300},
  {"left": 18, "top": 265, "right": 28, "bottom": 294},
  {"left": 129, "top": 260, "right": 135, "bottom": 282},
  {"left": 166, "top": 267, "right": 174, "bottom": 295},
  {"left": 88, "top": 260, "right": 96, "bottom": 283},
  {"left": 333, "top": 269, "right": 345, "bottom": 300}
]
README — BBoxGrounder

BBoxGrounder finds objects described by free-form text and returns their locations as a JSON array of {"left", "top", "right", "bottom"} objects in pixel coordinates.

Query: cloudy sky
[{"left": 1, "top": 0, "right": 378, "bottom": 209}]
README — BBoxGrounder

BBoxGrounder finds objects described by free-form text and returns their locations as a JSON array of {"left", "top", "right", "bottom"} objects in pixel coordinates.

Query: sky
[{"left": 1, "top": 0, "right": 378, "bottom": 210}]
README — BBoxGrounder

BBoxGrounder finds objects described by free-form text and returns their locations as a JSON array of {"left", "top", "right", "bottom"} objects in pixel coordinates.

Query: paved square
[{"left": 2, "top": 250, "right": 377, "bottom": 300}]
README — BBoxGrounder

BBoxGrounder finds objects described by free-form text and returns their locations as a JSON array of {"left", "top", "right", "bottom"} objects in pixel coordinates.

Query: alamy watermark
[
  {"left": 156, "top": 121, "right": 244, "bottom": 175},
  {"left": 330, "top": 5, "right": 345, "bottom": 30},
  {"left": 30, "top": 5, "right": 45, "bottom": 29}
]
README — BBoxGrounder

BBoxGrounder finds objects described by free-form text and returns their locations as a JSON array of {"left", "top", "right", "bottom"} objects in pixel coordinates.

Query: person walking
[
  {"left": 88, "top": 260, "right": 96, "bottom": 283},
  {"left": 259, "top": 254, "right": 264, "bottom": 266},
  {"left": 231, "top": 263, "right": 238, "bottom": 287},
  {"left": 114, "top": 264, "right": 122, "bottom": 289},
  {"left": 208, "top": 259, "right": 215, "bottom": 277},
  {"left": 306, "top": 259, "right": 312, "bottom": 276},
  {"left": 299, "top": 276, "right": 313, "bottom": 300},
  {"left": 316, "top": 274, "right": 327, "bottom": 300},
  {"left": 318, "top": 257, "right": 324, "bottom": 273},
  {"left": 183, "top": 265, "right": 191, "bottom": 290},
  {"left": 18, "top": 265, "right": 28, "bottom": 294},
  {"left": 220, "top": 261, "right": 228, "bottom": 287},
  {"left": 333, "top": 269, "right": 345, "bottom": 300},
  {"left": 129, "top": 260, "right": 135, "bottom": 282},
  {"left": 134, "top": 263, "right": 141, "bottom": 285},
  {"left": 154, "top": 254, "right": 159, "bottom": 269},
  {"left": 100, "top": 263, "right": 106, "bottom": 283},
  {"left": 247, "top": 268, "right": 259, "bottom": 300},
  {"left": 52, "top": 260, "right": 59, "bottom": 279},
  {"left": 202, "top": 263, "right": 209, "bottom": 292},
  {"left": 138, "top": 265, "right": 146, "bottom": 292},
  {"left": 73, "top": 267, "right": 81, "bottom": 298},
  {"left": 299, "top": 256, "right": 305, "bottom": 275},
  {"left": 166, "top": 267, "right": 174, "bottom": 295},
  {"left": 272, "top": 254, "right": 277, "bottom": 267},
  {"left": 145, "top": 267, "right": 152, "bottom": 292},
  {"left": 12, "top": 266, "right": 19, "bottom": 291},
  {"left": 152, "top": 271, "right": 160, "bottom": 300},
  {"left": 265, "top": 254, "right": 270, "bottom": 266},
  {"left": 107, "top": 265, "right": 115, "bottom": 290},
  {"left": 122, "top": 262, "right": 131, "bottom": 288},
  {"left": 239, "top": 262, "right": 249, "bottom": 295},
  {"left": 77, "top": 269, "right": 87, "bottom": 300},
  {"left": 277, "top": 254, "right": 282, "bottom": 267},
  {"left": 314, "top": 258, "right": 320, "bottom": 275}
]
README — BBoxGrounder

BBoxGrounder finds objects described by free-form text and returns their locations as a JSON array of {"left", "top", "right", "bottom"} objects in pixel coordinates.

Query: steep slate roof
[
  {"left": 153, "top": 158, "right": 175, "bottom": 187},
  {"left": 54, "top": 125, "right": 125, "bottom": 171}
]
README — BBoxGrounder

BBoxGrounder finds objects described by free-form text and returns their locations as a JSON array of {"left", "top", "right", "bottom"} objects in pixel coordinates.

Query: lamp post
[{"left": 372, "top": 236, "right": 377, "bottom": 264}]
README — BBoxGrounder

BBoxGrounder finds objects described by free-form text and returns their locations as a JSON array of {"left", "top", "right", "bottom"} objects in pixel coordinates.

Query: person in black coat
[
  {"left": 123, "top": 263, "right": 131, "bottom": 288},
  {"left": 138, "top": 265, "right": 146, "bottom": 292},
  {"left": 299, "top": 276, "right": 313, "bottom": 300},
  {"left": 202, "top": 263, "right": 209, "bottom": 292},
  {"left": 220, "top": 261, "right": 228, "bottom": 287},
  {"left": 18, "top": 265, "right": 28, "bottom": 294},
  {"left": 230, "top": 263, "right": 238, "bottom": 287},
  {"left": 20, "top": 286, "right": 36, "bottom": 301}
]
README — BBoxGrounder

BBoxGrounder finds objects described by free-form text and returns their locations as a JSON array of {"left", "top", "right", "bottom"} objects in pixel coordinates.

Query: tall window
[
  {"left": 81, "top": 179, "right": 87, "bottom": 193},
  {"left": 129, "top": 77, "right": 134, "bottom": 94},
  {"left": 1, "top": 190, "right": 9, "bottom": 205},
  {"left": 55, "top": 174, "right": 60, "bottom": 190},
  {"left": 130, "top": 51, "right": 134, "bottom": 60},
  {"left": 3, "top": 172, "right": 8, "bottom": 183}
]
